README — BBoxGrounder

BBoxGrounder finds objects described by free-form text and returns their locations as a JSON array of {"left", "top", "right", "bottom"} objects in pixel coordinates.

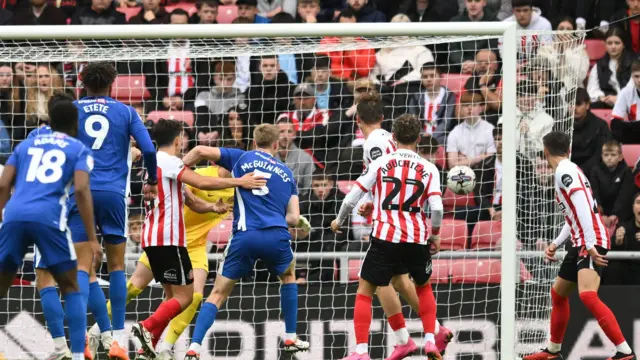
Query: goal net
[{"left": 0, "top": 23, "right": 585, "bottom": 359}]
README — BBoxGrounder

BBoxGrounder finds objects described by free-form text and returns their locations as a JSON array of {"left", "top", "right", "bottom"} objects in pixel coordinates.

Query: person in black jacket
[
  {"left": 605, "top": 192, "right": 640, "bottom": 285},
  {"left": 570, "top": 88, "right": 611, "bottom": 177},
  {"left": 189, "top": 0, "right": 218, "bottom": 24},
  {"left": 591, "top": 140, "right": 637, "bottom": 227},
  {"left": 70, "top": 0, "right": 125, "bottom": 25},
  {"left": 12, "top": 0, "right": 66, "bottom": 25},
  {"left": 609, "top": 0, "right": 640, "bottom": 54},
  {"left": 448, "top": 0, "right": 499, "bottom": 73},
  {"left": 247, "top": 55, "right": 294, "bottom": 125},
  {"left": 345, "top": 0, "right": 386, "bottom": 22},
  {"left": 406, "top": 0, "right": 458, "bottom": 23}
]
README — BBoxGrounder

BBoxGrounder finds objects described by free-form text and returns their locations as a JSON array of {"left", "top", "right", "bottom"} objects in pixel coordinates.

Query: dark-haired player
[
  {"left": 524, "top": 131, "right": 635, "bottom": 360},
  {"left": 331, "top": 114, "right": 444, "bottom": 360},
  {"left": 130, "top": 120, "right": 266, "bottom": 358},
  {"left": 357, "top": 94, "right": 452, "bottom": 359},
  {"left": 0, "top": 99, "right": 100, "bottom": 360}
]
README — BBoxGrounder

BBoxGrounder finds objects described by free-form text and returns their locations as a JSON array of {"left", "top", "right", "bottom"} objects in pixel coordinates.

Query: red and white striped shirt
[
  {"left": 277, "top": 108, "right": 330, "bottom": 132},
  {"left": 554, "top": 159, "right": 609, "bottom": 249},
  {"left": 142, "top": 151, "right": 187, "bottom": 248},
  {"left": 423, "top": 87, "right": 445, "bottom": 135},
  {"left": 167, "top": 41, "right": 194, "bottom": 96},
  {"left": 356, "top": 149, "right": 442, "bottom": 244}
]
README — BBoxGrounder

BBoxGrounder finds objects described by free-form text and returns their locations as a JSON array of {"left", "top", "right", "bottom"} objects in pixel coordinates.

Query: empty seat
[
  {"left": 471, "top": 220, "right": 502, "bottom": 250},
  {"left": 585, "top": 40, "right": 606, "bottom": 65},
  {"left": 217, "top": 5, "right": 238, "bottom": 24},
  {"left": 207, "top": 219, "right": 233, "bottom": 249},
  {"left": 439, "top": 218, "right": 468, "bottom": 250},
  {"left": 442, "top": 187, "right": 476, "bottom": 210},
  {"left": 441, "top": 73, "right": 470, "bottom": 95},
  {"left": 337, "top": 180, "right": 356, "bottom": 195},
  {"left": 434, "top": 146, "right": 446, "bottom": 169},
  {"left": 110, "top": 75, "right": 150, "bottom": 104},
  {"left": 430, "top": 260, "right": 450, "bottom": 284},
  {"left": 622, "top": 145, "right": 640, "bottom": 167},
  {"left": 348, "top": 259, "right": 362, "bottom": 281},
  {"left": 451, "top": 259, "right": 532, "bottom": 284},
  {"left": 591, "top": 109, "right": 613, "bottom": 127},
  {"left": 117, "top": 7, "right": 140, "bottom": 21},
  {"left": 146, "top": 111, "right": 194, "bottom": 127}
]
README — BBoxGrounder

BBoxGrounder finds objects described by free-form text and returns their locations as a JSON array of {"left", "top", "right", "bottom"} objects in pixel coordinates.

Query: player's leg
[
  {"left": 376, "top": 284, "right": 417, "bottom": 360},
  {"left": 0, "top": 222, "right": 30, "bottom": 297},
  {"left": 36, "top": 263, "right": 71, "bottom": 359}
]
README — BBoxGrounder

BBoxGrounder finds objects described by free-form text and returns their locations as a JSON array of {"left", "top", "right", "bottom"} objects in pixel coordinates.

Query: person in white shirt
[
  {"left": 612, "top": 59, "right": 640, "bottom": 122},
  {"left": 500, "top": 0, "right": 552, "bottom": 59},
  {"left": 447, "top": 92, "right": 496, "bottom": 168}
]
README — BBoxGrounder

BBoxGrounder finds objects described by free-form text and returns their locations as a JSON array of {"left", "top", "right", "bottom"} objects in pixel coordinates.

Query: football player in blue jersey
[
  {"left": 67, "top": 62, "right": 158, "bottom": 359},
  {"left": 179, "top": 124, "right": 311, "bottom": 360},
  {"left": 0, "top": 98, "right": 101, "bottom": 360}
]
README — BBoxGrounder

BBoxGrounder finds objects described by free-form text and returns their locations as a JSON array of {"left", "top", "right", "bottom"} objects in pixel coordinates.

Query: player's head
[
  {"left": 356, "top": 92, "right": 384, "bottom": 127},
  {"left": 253, "top": 123, "right": 280, "bottom": 154},
  {"left": 81, "top": 62, "right": 118, "bottom": 96},
  {"left": 48, "top": 97, "right": 79, "bottom": 136},
  {"left": 153, "top": 119, "right": 184, "bottom": 153},
  {"left": 47, "top": 91, "right": 75, "bottom": 116},
  {"left": 542, "top": 131, "right": 570, "bottom": 162},
  {"left": 391, "top": 114, "right": 421, "bottom": 147},
  {"left": 601, "top": 139, "right": 623, "bottom": 169},
  {"left": 631, "top": 59, "right": 640, "bottom": 89}
]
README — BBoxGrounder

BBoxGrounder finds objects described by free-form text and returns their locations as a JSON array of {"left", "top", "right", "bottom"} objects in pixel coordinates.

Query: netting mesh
[{"left": 0, "top": 28, "right": 586, "bottom": 359}]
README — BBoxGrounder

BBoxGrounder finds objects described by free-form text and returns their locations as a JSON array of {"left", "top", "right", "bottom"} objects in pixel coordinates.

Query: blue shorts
[
  {"left": 0, "top": 222, "right": 76, "bottom": 275},
  {"left": 68, "top": 190, "right": 128, "bottom": 245},
  {"left": 219, "top": 227, "right": 293, "bottom": 280}
]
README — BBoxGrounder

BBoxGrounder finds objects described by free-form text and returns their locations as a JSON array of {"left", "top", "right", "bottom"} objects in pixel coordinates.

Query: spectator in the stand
[
  {"left": 220, "top": 104, "right": 251, "bottom": 149},
  {"left": 417, "top": 134, "right": 445, "bottom": 186},
  {"left": 0, "top": 7, "right": 12, "bottom": 25},
  {"left": 523, "top": 57, "right": 563, "bottom": 118},
  {"left": 295, "top": 0, "right": 330, "bottom": 23},
  {"left": 190, "top": 0, "right": 219, "bottom": 23},
  {"left": 457, "top": 0, "right": 511, "bottom": 20},
  {"left": 575, "top": 0, "right": 625, "bottom": 31},
  {"left": 591, "top": 140, "right": 636, "bottom": 230},
  {"left": 587, "top": 27, "right": 635, "bottom": 109},
  {"left": 25, "top": 64, "right": 63, "bottom": 129},
  {"left": 501, "top": 80, "right": 553, "bottom": 159},
  {"left": 406, "top": 0, "right": 459, "bottom": 22},
  {"left": 0, "top": 64, "right": 25, "bottom": 146},
  {"left": 125, "top": 212, "right": 144, "bottom": 276},
  {"left": 608, "top": 193, "right": 640, "bottom": 285},
  {"left": 129, "top": 0, "right": 170, "bottom": 24},
  {"left": 368, "top": 14, "right": 434, "bottom": 86},
  {"left": 12, "top": 0, "right": 66, "bottom": 25},
  {"left": 345, "top": 0, "right": 385, "bottom": 22},
  {"left": 537, "top": 16, "right": 590, "bottom": 91},
  {"left": 257, "top": 0, "right": 296, "bottom": 19},
  {"left": 232, "top": 16, "right": 253, "bottom": 92},
  {"left": 71, "top": 0, "right": 126, "bottom": 24},
  {"left": 306, "top": 55, "right": 352, "bottom": 111},
  {"left": 318, "top": 9, "right": 376, "bottom": 81},
  {"left": 406, "top": 62, "right": 457, "bottom": 145},
  {"left": 570, "top": 88, "right": 612, "bottom": 177},
  {"left": 296, "top": 169, "right": 347, "bottom": 281},
  {"left": 194, "top": 60, "right": 245, "bottom": 118},
  {"left": 247, "top": 55, "right": 294, "bottom": 124},
  {"left": 501, "top": 0, "right": 552, "bottom": 58},
  {"left": 613, "top": 59, "right": 640, "bottom": 122},
  {"left": 447, "top": 92, "right": 496, "bottom": 169},
  {"left": 610, "top": 0, "right": 640, "bottom": 54},
  {"left": 275, "top": 117, "right": 315, "bottom": 193},
  {"left": 464, "top": 49, "right": 502, "bottom": 125},
  {"left": 237, "top": 0, "right": 269, "bottom": 23},
  {"left": 450, "top": 0, "right": 499, "bottom": 74}
]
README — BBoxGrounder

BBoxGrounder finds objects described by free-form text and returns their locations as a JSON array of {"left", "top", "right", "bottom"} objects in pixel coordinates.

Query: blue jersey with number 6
[
  {"left": 74, "top": 96, "right": 154, "bottom": 196},
  {"left": 217, "top": 148, "right": 298, "bottom": 233},
  {"left": 4, "top": 133, "right": 93, "bottom": 230}
]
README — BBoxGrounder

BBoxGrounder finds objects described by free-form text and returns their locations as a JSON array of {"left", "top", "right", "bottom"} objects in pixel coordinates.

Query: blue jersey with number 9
[
  {"left": 4, "top": 133, "right": 93, "bottom": 230},
  {"left": 74, "top": 96, "right": 151, "bottom": 196},
  {"left": 217, "top": 148, "right": 298, "bottom": 233}
]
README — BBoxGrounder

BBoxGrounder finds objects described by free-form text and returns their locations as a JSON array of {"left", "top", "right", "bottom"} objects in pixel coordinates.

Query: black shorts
[
  {"left": 143, "top": 246, "right": 194, "bottom": 285},
  {"left": 360, "top": 237, "right": 432, "bottom": 287},
  {"left": 558, "top": 245, "right": 608, "bottom": 283}
]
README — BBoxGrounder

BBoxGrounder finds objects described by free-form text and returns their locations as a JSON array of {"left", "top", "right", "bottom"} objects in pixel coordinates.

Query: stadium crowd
[{"left": 2, "top": 0, "right": 640, "bottom": 285}]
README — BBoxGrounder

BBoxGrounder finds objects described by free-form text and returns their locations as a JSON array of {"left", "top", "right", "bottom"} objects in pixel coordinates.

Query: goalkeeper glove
[{"left": 297, "top": 215, "right": 311, "bottom": 233}]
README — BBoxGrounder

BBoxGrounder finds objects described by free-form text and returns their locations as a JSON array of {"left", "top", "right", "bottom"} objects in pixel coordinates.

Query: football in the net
[{"left": 447, "top": 165, "right": 476, "bottom": 194}]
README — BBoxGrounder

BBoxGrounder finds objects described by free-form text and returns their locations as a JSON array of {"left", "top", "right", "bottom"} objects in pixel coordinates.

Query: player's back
[
  {"left": 5, "top": 133, "right": 91, "bottom": 231},
  {"left": 367, "top": 149, "right": 441, "bottom": 244},
  {"left": 363, "top": 128, "right": 397, "bottom": 168},
  {"left": 74, "top": 96, "right": 137, "bottom": 195},
  {"left": 218, "top": 148, "right": 297, "bottom": 232},
  {"left": 27, "top": 125, "right": 53, "bottom": 139}
]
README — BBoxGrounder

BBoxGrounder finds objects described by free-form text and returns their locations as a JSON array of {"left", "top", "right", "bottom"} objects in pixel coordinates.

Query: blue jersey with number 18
[
  {"left": 217, "top": 148, "right": 298, "bottom": 233},
  {"left": 74, "top": 96, "right": 154, "bottom": 196},
  {"left": 4, "top": 133, "right": 92, "bottom": 230}
]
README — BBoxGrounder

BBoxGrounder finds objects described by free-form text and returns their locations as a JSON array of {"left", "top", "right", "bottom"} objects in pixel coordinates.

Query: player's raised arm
[
  {"left": 180, "top": 168, "right": 266, "bottom": 190},
  {"left": 331, "top": 162, "right": 379, "bottom": 233},
  {"left": 286, "top": 195, "right": 301, "bottom": 227},
  {"left": 128, "top": 106, "right": 158, "bottom": 184},
  {"left": 184, "top": 187, "right": 228, "bottom": 214},
  {"left": 182, "top": 145, "right": 223, "bottom": 167}
]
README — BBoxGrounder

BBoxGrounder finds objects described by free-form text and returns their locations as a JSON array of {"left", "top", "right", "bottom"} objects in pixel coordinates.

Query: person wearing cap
[
  {"left": 247, "top": 54, "right": 295, "bottom": 124},
  {"left": 447, "top": 92, "right": 496, "bottom": 169},
  {"left": 498, "top": 80, "right": 553, "bottom": 160},
  {"left": 306, "top": 55, "right": 352, "bottom": 111},
  {"left": 237, "top": 0, "right": 270, "bottom": 23}
]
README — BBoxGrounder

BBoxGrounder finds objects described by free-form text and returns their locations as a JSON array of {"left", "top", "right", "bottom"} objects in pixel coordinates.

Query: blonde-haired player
[{"left": 88, "top": 166, "right": 234, "bottom": 360}]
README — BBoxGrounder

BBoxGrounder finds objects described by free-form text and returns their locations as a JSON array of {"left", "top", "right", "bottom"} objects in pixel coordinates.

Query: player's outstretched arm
[
  {"left": 180, "top": 167, "right": 267, "bottom": 190},
  {"left": 129, "top": 107, "right": 158, "bottom": 183},
  {"left": 331, "top": 183, "right": 368, "bottom": 234},
  {"left": 183, "top": 187, "right": 228, "bottom": 214},
  {"left": 286, "top": 195, "right": 301, "bottom": 227},
  {"left": 182, "top": 146, "right": 222, "bottom": 167},
  {"left": 0, "top": 165, "right": 16, "bottom": 222},
  {"left": 74, "top": 170, "right": 103, "bottom": 268}
]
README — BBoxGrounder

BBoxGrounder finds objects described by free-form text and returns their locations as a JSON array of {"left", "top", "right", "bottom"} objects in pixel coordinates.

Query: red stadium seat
[
  {"left": 442, "top": 187, "right": 476, "bottom": 211},
  {"left": 348, "top": 259, "right": 362, "bottom": 281},
  {"left": 110, "top": 75, "right": 150, "bottom": 104},
  {"left": 217, "top": 5, "right": 238, "bottom": 24},
  {"left": 585, "top": 40, "right": 606, "bottom": 66},
  {"left": 471, "top": 220, "right": 502, "bottom": 250},
  {"left": 430, "top": 260, "right": 450, "bottom": 284},
  {"left": 439, "top": 218, "right": 468, "bottom": 250},
  {"left": 591, "top": 109, "right": 613, "bottom": 127},
  {"left": 434, "top": 146, "right": 446, "bottom": 169},
  {"left": 337, "top": 180, "right": 356, "bottom": 195},
  {"left": 207, "top": 219, "right": 233, "bottom": 249},
  {"left": 146, "top": 111, "right": 194, "bottom": 127},
  {"left": 441, "top": 73, "right": 470, "bottom": 95},
  {"left": 622, "top": 145, "right": 640, "bottom": 167},
  {"left": 450, "top": 259, "right": 532, "bottom": 284},
  {"left": 117, "top": 7, "right": 141, "bottom": 21},
  {"left": 165, "top": 2, "right": 197, "bottom": 15}
]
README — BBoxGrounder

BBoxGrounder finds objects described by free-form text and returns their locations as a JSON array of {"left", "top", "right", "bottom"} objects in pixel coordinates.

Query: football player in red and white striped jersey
[
  {"left": 525, "top": 131, "right": 635, "bottom": 360},
  {"left": 332, "top": 114, "right": 444, "bottom": 360},
  {"left": 132, "top": 120, "right": 266, "bottom": 358},
  {"left": 356, "top": 94, "right": 452, "bottom": 359}
]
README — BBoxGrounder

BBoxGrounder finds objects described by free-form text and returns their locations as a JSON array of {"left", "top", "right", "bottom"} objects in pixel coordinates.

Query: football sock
[
  {"left": 77, "top": 270, "right": 90, "bottom": 302},
  {"left": 191, "top": 302, "right": 219, "bottom": 345},
  {"left": 416, "top": 284, "right": 436, "bottom": 335},
  {"left": 72, "top": 354, "right": 84, "bottom": 360},
  {"left": 579, "top": 291, "right": 630, "bottom": 353},
  {"left": 280, "top": 283, "right": 298, "bottom": 336},
  {"left": 387, "top": 313, "right": 409, "bottom": 345},
  {"left": 106, "top": 280, "right": 144, "bottom": 319},
  {"left": 141, "top": 298, "right": 183, "bottom": 336},
  {"left": 88, "top": 281, "right": 111, "bottom": 333},
  {"left": 354, "top": 293, "right": 373, "bottom": 352},
  {"left": 548, "top": 287, "right": 569, "bottom": 352},
  {"left": 109, "top": 270, "right": 127, "bottom": 343},
  {"left": 63, "top": 291, "right": 87, "bottom": 355},
  {"left": 165, "top": 292, "right": 203, "bottom": 346},
  {"left": 39, "top": 287, "right": 66, "bottom": 342}
]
